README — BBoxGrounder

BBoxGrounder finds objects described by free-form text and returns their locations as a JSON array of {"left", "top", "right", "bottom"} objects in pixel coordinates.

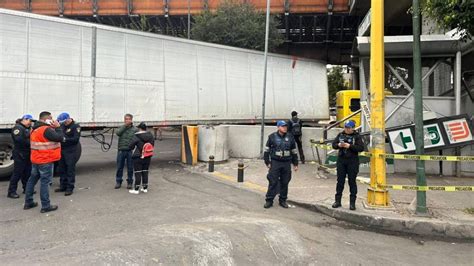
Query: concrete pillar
[
  {"left": 433, "top": 63, "right": 451, "bottom": 96},
  {"left": 455, "top": 51, "right": 462, "bottom": 115}
]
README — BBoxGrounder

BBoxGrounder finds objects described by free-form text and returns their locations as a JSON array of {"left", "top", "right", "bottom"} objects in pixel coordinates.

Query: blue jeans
[
  {"left": 116, "top": 150, "right": 133, "bottom": 184},
  {"left": 25, "top": 163, "right": 54, "bottom": 209}
]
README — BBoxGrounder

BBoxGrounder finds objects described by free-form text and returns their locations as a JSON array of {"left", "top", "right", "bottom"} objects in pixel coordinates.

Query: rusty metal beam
[
  {"left": 92, "top": 0, "right": 99, "bottom": 17},
  {"left": 127, "top": 0, "right": 133, "bottom": 16},
  {"left": 164, "top": 0, "right": 169, "bottom": 18},
  {"left": 1, "top": 0, "right": 351, "bottom": 16},
  {"left": 24, "top": 0, "right": 31, "bottom": 12},
  {"left": 58, "top": 0, "right": 64, "bottom": 17}
]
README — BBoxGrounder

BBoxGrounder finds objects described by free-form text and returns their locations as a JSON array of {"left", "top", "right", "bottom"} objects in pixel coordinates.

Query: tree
[
  {"left": 191, "top": 1, "right": 284, "bottom": 51},
  {"left": 422, "top": 0, "right": 474, "bottom": 40},
  {"left": 327, "top": 66, "right": 349, "bottom": 106}
]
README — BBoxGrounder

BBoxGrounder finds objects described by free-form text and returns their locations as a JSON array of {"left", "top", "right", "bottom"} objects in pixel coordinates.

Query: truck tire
[
  {"left": 0, "top": 133, "right": 14, "bottom": 180},
  {"left": 75, "top": 142, "right": 82, "bottom": 164}
]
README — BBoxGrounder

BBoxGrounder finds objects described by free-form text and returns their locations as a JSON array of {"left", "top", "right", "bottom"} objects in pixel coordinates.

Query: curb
[
  {"left": 189, "top": 167, "right": 474, "bottom": 240},
  {"left": 288, "top": 200, "right": 474, "bottom": 240}
]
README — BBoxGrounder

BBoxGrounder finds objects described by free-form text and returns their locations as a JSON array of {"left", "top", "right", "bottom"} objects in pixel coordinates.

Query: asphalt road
[{"left": 0, "top": 131, "right": 473, "bottom": 265}]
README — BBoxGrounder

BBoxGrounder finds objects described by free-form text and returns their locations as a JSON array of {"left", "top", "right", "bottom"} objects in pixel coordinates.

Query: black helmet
[{"left": 291, "top": 111, "right": 298, "bottom": 117}]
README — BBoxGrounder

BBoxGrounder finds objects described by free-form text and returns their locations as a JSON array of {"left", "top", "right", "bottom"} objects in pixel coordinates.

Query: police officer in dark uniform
[
  {"left": 263, "top": 120, "right": 299, "bottom": 209},
  {"left": 331, "top": 120, "right": 364, "bottom": 210},
  {"left": 55, "top": 113, "right": 81, "bottom": 196},
  {"left": 288, "top": 111, "right": 305, "bottom": 164},
  {"left": 7, "top": 114, "right": 34, "bottom": 199}
]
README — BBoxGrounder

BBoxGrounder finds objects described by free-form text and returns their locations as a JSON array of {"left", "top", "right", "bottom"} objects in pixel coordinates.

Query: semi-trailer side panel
[{"left": 0, "top": 8, "right": 329, "bottom": 128}]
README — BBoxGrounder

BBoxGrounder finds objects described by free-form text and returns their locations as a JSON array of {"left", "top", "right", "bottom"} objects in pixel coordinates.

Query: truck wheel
[
  {"left": 75, "top": 142, "right": 82, "bottom": 163},
  {"left": 0, "top": 133, "right": 14, "bottom": 180}
]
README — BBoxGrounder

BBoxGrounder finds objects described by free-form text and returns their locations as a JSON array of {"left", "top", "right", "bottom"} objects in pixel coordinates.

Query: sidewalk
[{"left": 189, "top": 158, "right": 474, "bottom": 240}]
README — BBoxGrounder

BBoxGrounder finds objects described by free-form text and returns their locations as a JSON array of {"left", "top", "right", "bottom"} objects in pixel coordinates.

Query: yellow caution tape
[
  {"left": 356, "top": 177, "right": 474, "bottom": 192},
  {"left": 381, "top": 154, "right": 474, "bottom": 162},
  {"left": 311, "top": 143, "right": 474, "bottom": 162}
]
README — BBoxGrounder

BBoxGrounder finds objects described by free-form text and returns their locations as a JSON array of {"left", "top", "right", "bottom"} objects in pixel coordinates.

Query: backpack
[
  {"left": 141, "top": 142, "right": 154, "bottom": 158},
  {"left": 291, "top": 118, "right": 302, "bottom": 136}
]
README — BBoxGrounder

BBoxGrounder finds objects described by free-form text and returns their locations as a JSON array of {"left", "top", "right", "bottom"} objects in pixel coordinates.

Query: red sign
[{"left": 443, "top": 119, "right": 473, "bottom": 144}]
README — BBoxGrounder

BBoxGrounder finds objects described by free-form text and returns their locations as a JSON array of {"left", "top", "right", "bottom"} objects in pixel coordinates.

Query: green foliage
[
  {"left": 422, "top": 0, "right": 474, "bottom": 40},
  {"left": 327, "top": 66, "right": 349, "bottom": 106},
  {"left": 191, "top": 1, "right": 284, "bottom": 51},
  {"left": 123, "top": 15, "right": 155, "bottom": 33}
]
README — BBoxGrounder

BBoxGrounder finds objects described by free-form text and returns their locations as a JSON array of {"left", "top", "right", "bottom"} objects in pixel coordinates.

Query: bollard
[
  {"left": 208, "top": 155, "right": 215, "bottom": 172},
  {"left": 238, "top": 161, "right": 244, "bottom": 183}
]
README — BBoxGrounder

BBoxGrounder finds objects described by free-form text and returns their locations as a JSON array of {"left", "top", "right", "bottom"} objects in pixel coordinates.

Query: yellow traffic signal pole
[{"left": 367, "top": 0, "right": 389, "bottom": 206}]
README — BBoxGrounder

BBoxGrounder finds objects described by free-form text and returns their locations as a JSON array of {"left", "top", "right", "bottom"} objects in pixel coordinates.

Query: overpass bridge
[
  {"left": 0, "top": 0, "right": 352, "bottom": 16},
  {"left": 0, "top": 0, "right": 360, "bottom": 64}
]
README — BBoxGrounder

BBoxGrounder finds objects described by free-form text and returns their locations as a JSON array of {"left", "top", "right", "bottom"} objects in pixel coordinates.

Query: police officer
[
  {"left": 7, "top": 115, "right": 34, "bottom": 199},
  {"left": 288, "top": 111, "right": 305, "bottom": 164},
  {"left": 263, "top": 121, "right": 299, "bottom": 209},
  {"left": 331, "top": 120, "right": 364, "bottom": 210},
  {"left": 55, "top": 113, "right": 81, "bottom": 196}
]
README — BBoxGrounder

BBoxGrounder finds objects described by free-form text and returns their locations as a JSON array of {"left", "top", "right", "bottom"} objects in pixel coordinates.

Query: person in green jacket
[{"left": 115, "top": 114, "right": 138, "bottom": 189}]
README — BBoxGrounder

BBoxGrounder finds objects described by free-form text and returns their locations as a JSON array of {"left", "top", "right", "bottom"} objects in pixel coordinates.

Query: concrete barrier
[
  {"left": 225, "top": 125, "right": 340, "bottom": 163},
  {"left": 198, "top": 125, "right": 229, "bottom": 162}
]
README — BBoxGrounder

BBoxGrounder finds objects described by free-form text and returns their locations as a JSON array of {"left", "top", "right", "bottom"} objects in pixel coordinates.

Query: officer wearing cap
[
  {"left": 55, "top": 113, "right": 81, "bottom": 196},
  {"left": 331, "top": 120, "right": 364, "bottom": 210},
  {"left": 7, "top": 115, "right": 35, "bottom": 199},
  {"left": 263, "top": 120, "right": 299, "bottom": 209}
]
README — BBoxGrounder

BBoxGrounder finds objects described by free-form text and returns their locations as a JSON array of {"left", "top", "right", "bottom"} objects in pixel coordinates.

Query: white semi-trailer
[{"left": 0, "top": 8, "right": 329, "bottom": 177}]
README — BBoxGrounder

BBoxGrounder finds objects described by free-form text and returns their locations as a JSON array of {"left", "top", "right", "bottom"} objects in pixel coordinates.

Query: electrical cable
[{"left": 81, "top": 128, "right": 115, "bottom": 152}]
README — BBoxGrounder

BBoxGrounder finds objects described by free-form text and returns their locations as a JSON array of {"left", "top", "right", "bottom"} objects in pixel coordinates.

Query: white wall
[{"left": 225, "top": 125, "right": 340, "bottom": 162}]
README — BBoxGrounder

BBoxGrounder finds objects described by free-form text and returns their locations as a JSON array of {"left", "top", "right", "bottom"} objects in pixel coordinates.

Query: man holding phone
[
  {"left": 331, "top": 120, "right": 364, "bottom": 210},
  {"left": 24, "top": 111, "right": 64, "bottom": 213}
]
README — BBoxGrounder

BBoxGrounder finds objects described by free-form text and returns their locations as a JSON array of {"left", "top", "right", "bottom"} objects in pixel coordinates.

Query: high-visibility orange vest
[{"left": 30, "top": 126, "right": 61, "bottom": 164}]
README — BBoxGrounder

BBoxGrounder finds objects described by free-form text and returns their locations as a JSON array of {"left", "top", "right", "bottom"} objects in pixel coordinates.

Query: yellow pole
[{"left": 367, "top": 0, "right": 389, "bottom": 206}]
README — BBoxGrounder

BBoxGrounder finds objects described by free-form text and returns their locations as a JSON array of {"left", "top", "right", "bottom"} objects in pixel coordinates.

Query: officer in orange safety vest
[{"left": 23, "top": 111, "right": 64, "bottom": 213}]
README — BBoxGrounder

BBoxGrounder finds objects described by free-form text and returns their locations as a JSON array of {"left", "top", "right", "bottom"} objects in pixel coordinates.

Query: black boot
[
  {"left": 264, "top": 200, "right": 273, "bottom": 209},
  {"left": 7, "top": 192, "right": 20, "bottom": 199},
  {"left": 332, "top": 195, "right": 342, "bottom": 208},
  {"left": 279, "top": 201, "right": 289, "bottom": 208},
  {"left": 350, "top": 196, "right": 356, "bottom": 211}
]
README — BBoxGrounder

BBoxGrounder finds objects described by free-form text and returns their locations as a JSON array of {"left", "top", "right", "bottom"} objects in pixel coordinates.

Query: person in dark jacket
[
  {"left": 331, "top": 120, "right": 364, "bottom": 210},
  {"left": 263, "top": 120, "right": 299, "bottom": 209},
  {"left": 115, "top": 114, "right": 138, "bottom": 189},
  {"left": 55, "top": 113, "right": 81, "bottom": 196},
  {"left": 287, "top": 111, "right": 305, "bottom": 164},
  {"left": 7, "top": 114, "right": 34, "bottom": 199},
  {"left": 128, "top": 122, "right": 155, "bottom": 194}
]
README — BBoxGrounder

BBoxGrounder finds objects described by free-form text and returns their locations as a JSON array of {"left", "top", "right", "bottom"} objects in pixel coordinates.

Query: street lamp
[{"left": 259, "top": 0, "right": 271, "bottom": 156}]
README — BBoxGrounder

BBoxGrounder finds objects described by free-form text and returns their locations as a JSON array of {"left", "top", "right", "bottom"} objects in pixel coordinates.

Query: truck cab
[{"left": 336, "top": 90, "right": 361, "bottom": 127}]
